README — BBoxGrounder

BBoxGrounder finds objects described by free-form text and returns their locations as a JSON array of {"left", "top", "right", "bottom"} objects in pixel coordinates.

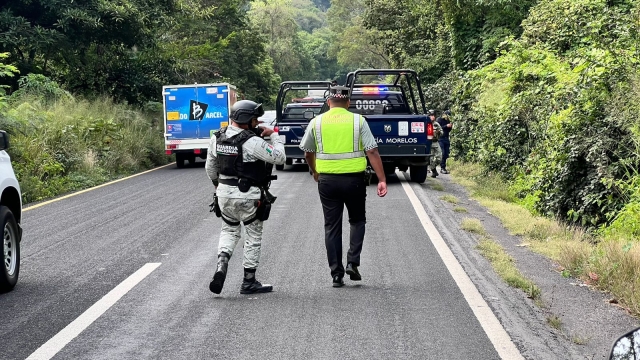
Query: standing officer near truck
[
  {"left": 437, "top": 110, "right": 453, "bottom": 174},
  {"left": 428, "top": 109, "right": 443, "bottom": 178},
  {"left": 205, "top": 99, "right": 286, "bottom": 295},
  {"left": 299, "top": 86, "right": 388, "bottom": 287}
]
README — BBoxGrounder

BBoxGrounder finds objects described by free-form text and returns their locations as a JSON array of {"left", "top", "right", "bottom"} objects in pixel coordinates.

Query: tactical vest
[
  {"left": 313, "top": 108, "right": 367, "bottom": 174},
  {"left": 215, "top": 128, "right": 268, "bottom": 185}
]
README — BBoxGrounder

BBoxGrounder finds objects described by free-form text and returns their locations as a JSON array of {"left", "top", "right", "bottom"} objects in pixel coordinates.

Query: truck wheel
[
  {"left": 285, "top": 158, "right": 293, "bottom": 166},
  {"left": 176, "top": 154, "right": 186, "bottom": 168},
  {"left": 0, "top": 206, "right": 20, "bottom": 292},
  {"left": 410, "top": 165, "right": 428, "bottom": 183},
  {"left": 187, "top": 155, "right": 197, "bottom": 166},
  {"left": 275, "top": 164, "right": 284, "bottom": 171}
]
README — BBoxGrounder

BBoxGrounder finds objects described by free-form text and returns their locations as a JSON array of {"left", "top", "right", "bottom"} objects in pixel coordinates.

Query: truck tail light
[
  {"left": 166, "top": 144, "right": 177, "bottom": 149},
  {"left": 194, "top": 149, "right": 201, "bottom": 154},
  {"left": 165, "top": 150, "right": 172, "bottom": 155},
  {"left": 427, "top": 122, "right": 434, "bottom": 140},
  {"left": 274, "top": 126, "right": 279, "bottom": 132}
]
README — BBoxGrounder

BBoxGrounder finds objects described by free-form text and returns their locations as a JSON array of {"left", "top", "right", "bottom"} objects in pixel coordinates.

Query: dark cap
[{"left": 328, "top": 86, "right": 350, "bottom": 99}]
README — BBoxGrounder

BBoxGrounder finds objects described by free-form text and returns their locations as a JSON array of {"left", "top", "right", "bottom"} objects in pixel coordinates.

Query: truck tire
[
  {"left": 410, "top": 165, "right": 428, "bottom": 183},
  {"left": 275, "top": 164, "right": 284, "bottom": 171},
  {"left": 285, "top": 158, "right": 293, "bottom": 166},
  {"left": 0, "top": 206, "right": 20, "bottom": 292},
  {"left": 176, "top": 154, "right": 186, "bottom": 168},
  {"left": 187, "top": 155, "right": 197, "bottom": 166}
]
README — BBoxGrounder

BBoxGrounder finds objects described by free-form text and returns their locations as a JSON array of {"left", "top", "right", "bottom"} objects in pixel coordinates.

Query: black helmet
[
  {"left": 231, "top": 100, "right": 264, "bottom": 124},
  {"left": 444, "top": 110, "right": 451, "bottom": 116},
  {"left": 428, "top": 109, "right": 436, "bottom": 115}
]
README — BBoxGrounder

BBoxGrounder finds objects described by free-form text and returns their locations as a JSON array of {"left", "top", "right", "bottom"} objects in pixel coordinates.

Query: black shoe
[
  {"left": 240, "top": 278, "right": 273, "bottom": 294},
  {"left": 332, "top": 275, "right": 345, "bottom": 287},
  {"left": 345, "top": 263, "right": 362, "bottom": 281},
  {"left": 431, "top": 168, "right": 438, "bottom": 177},
  {"left": 209, "top": 253, "right": 229, "bottom": 294}
]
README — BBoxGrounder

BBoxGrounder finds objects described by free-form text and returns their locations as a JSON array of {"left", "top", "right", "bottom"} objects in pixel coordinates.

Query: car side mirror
[
  {"left": 303, "top": 111, "right": 315, "bottom": 120},
  {"left": 0, "top": 130, "right": 9, "bottom": 151},
  {"left": 609, "top": 326, "right": 640, "bottom": 359}
]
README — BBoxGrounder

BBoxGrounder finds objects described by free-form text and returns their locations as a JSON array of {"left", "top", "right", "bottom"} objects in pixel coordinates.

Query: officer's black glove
[{"left": 212, "top": 179, "right": 219, "bottom": 187}]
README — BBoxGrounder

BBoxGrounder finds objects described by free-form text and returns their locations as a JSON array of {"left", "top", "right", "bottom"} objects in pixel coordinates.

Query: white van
[{"left": 0, "top": 130, "right": 22, "bottom": 292}]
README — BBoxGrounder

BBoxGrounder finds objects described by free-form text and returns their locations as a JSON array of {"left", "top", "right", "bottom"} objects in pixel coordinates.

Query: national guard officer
[
  {"left": 205, "top": 100, "right": 286, "bottom": 295},
  {"left": 436, "top": 110, "right": 453, "bottom": 174},
  {"left": 299, "top": 86, "right": 388, "bottom": 287},
  {"left": 428, "top": 109, "right": 443, "bottom": 178}
]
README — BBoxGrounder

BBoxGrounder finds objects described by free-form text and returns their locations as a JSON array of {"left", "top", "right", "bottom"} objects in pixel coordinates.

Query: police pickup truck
[
  {"left": 274, "top": 81, "right": 332, "bottom": 171},
  {"left": 319, "top": 69, "right": 435, "bottom": 183}
]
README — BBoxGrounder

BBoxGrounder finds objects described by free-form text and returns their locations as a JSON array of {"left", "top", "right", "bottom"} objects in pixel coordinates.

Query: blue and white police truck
[{"left": 163, "top": 83, "right": 239, "bottom": 168}]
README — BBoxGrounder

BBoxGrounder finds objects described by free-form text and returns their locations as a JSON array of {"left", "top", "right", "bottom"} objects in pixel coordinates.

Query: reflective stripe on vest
[{"left": 314, "top": 111, "right": 367, "bottom": 173}]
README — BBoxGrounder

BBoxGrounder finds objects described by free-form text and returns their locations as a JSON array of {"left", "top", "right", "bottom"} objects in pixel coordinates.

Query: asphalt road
[{"left": 1, "top": 162, "right": 534, "bottom": 359}]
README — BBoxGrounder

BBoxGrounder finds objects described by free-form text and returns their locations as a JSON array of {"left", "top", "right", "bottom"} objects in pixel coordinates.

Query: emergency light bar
[{"left": 360, "top": 86, "right": 390, "bottom": 94}]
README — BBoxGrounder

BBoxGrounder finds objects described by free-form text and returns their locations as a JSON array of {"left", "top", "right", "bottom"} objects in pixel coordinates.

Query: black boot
[
  {"left": 240, "top": 269, "right": 273, "bottom": 294},
  {"left": 209, "top": 252, "right": 230, "bottom": 294},
  {"left": 431, "top": 167, "right": 438, "bottom": 178},
  {"left": 345, "top": 263, "right": 362, "bottom": 281}
]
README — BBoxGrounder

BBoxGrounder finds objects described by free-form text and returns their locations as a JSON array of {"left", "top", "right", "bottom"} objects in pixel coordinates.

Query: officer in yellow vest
[{"left": 299, "top": 86, "right": 387, "bottom": 287}]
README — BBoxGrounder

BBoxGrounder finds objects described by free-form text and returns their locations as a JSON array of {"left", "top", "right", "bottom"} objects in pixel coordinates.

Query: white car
[{"left": 0, "top": 130, "right": 22, "bottom": 292}]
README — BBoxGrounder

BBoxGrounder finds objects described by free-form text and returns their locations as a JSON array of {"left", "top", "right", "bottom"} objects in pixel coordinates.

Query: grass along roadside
[
  {"left": 2, "top": 95, "right": 170, "bottom": 204},
  {"left": 449, "top": 160, "right": 640, "bottom": 317},
  {"left": 458, "top": 214, "right": 541, "bottom": 300}
]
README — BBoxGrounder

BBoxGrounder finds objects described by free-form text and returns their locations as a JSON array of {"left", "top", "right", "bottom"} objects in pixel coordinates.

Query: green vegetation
[
  {"left": 477, "top": 237, "right": 541, "bottom": 300},
  {"left": 364, "top": 0, "right": 640, "bottom": 232},
  {"left": 426, "top": 178, "right": 445, "bottom": 191},
  {"left": 0, "top": 75, "right": 168, "bottom": 203},
  {"left": 461, "top": 218, "right": 488, "bottom": 236},
  {"left": 547, "top": 315, "right": 563, "bottom": 330},
  {"left": 0, "top": 0, "right": 372, "bottom": 204},
  {"left": 440, "top": 195, "right": 458, "bottom": 204},
  {"left": 361, "top": 0, "right": 640, "bottom": 317},
  {"left": 451, "top": 161, "right": 640, "bottom": 317},
  {"left": 454, "top": 206, "right": 468, "bottom": 213}
]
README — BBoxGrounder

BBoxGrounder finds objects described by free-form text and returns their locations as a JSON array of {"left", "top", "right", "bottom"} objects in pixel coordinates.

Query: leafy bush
[
  {"left": 3, "top": 91, "right": 169, "bottom": 204},
  {"left": 447, "top": 0, "right": 640, "bottom": 229}
]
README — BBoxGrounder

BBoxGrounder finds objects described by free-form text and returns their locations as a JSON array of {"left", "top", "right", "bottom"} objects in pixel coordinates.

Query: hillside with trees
[{"left": 0, "top": 0, "right": 357, "bottom": 203}]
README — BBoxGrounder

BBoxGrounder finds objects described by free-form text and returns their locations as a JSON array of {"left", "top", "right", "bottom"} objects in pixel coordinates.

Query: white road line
[
  {"left": 26, "top": 263, "right": 162, "bottom": 360},
  {"left": 397, "top": 171, "right": 524, "bottom": 360}
]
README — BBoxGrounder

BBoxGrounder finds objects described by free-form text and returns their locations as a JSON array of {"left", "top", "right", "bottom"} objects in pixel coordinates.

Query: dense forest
[{"left": 1, "top": 0, "right": 639, "bottom": 238}]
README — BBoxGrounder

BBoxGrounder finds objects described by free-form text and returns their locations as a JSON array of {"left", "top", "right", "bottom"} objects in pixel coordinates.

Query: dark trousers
[
  {"left": 318, "top": 173, "right": 367, "bottom": 278},
  {"left": 439, "top": 139, "right": 450, "bottom": 169}
]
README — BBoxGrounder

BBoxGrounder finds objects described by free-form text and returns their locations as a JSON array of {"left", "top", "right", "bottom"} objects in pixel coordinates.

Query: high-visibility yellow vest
[{"left": 313, "top": 108, "right": 366, "bottom": 174}]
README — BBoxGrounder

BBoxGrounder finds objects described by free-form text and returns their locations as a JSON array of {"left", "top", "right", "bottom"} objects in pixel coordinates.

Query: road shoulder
[{"left": 410, "top": 170, "right": 640, "bottom": 359}]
